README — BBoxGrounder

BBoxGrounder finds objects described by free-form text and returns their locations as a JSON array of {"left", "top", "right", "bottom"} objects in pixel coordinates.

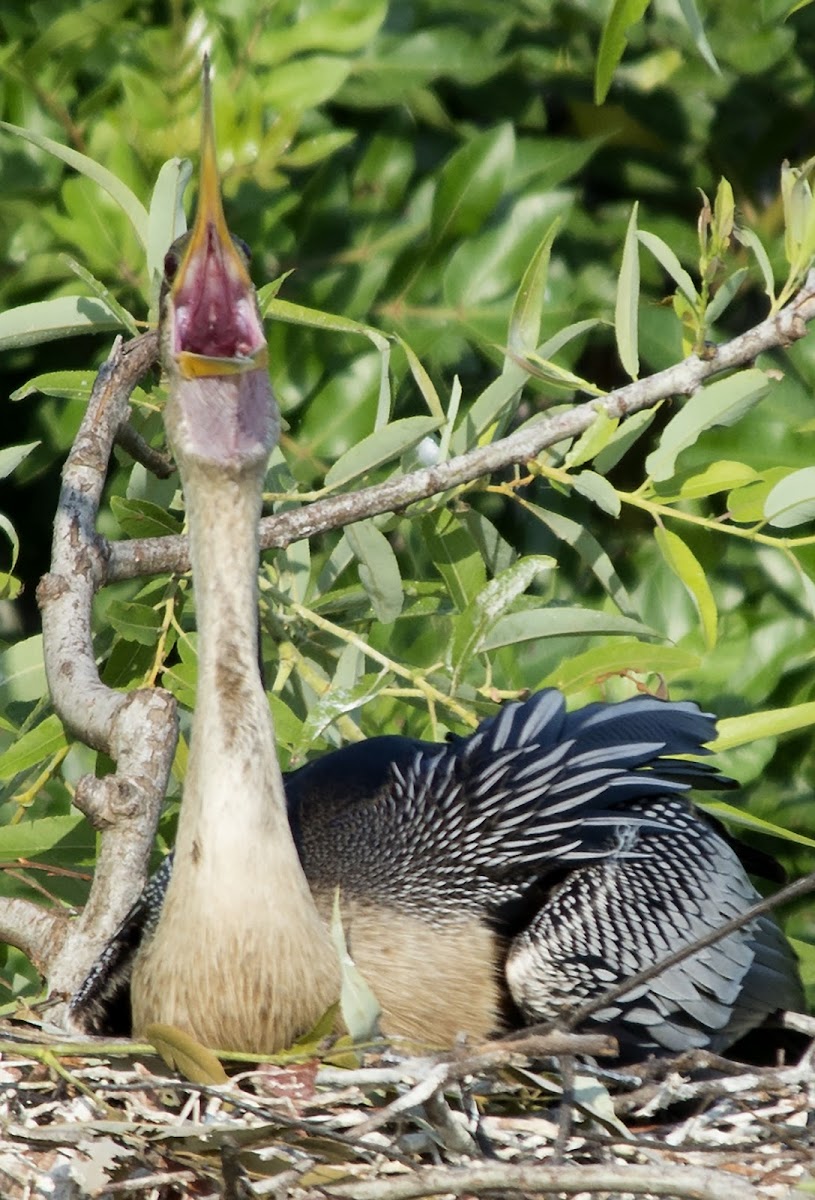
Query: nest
[{"left": 0, "top": 1018, "right": 813, "bottom": 1200}]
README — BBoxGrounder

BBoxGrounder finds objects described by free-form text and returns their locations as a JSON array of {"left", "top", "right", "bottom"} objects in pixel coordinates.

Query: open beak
[{"left": 169, "top": 58, "right": 267, "bottom": 379}]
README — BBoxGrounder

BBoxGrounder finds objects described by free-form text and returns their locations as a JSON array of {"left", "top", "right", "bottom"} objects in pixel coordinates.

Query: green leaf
[
  {"left": 0, "top": 515, "right": 19, "bottom": 575},
  {"left": 482, "top": 607, "right": 657, "bottom": 652},
  {"left": 727, "top": 468, "right": 790, "bottom": 523},
  {"left": 615, "top": 202, "right": 640, "bottom": 380},
  {"left": 396, "top": 335, "right": 445, "bottom": 421},
  {"left": 571, "top": 471, "right": 621, "bottom": 517},
  {"left": 0, "top": 573, "right": 22, "bottom": 602},
  {"left": 345, "top": 521, "right": 403, "bottom": 623},
  {"left": 147, "top": 156, "right": 191, "bottom": 307},
  {"left": 0, "top": 442, "right": 39, "bottom": 480},
  {"left": 324, "top": 416, "right": 441, "bottom": 489},
  {"left": 330, "top": 891, "right": 381, "bottom": 1044},
  {"left": 461, "top": 510, "right": 516, "bottom": 577},
  {"left": 0, "top": 119, "right": 149, "bottom": 247},
  {"left": 673, "top": 460, "right": 757, "bottom": 501},
  {"left": 702, "top": 801, "right": 815, "bottom": 850},
  {"left": 711, "top": 702, "right": 815, "bottom": 751},
  {"left": 450, "top": 555, "right": 555, "bottom": 674},
  {"left": 0, "top": 636, "right": 46, "bottom": 705},
  {"left": 264, "top": 55, "right": 352, "bottom": 110},
  {"left": 654, "top": 527, "right": 718, "bottom": 650},
  {"left": 522, "top": 352, "right": 605, "bottom": 395},
  {"left": 282, "top": 130, "right": 357, "bottom": 168},
  {"left": 277, "top": 538, "right": 312, "bottom": 607},
  {"left": 110, "top": 496, "right": 183, "bottom": 540},
  {"left": 430, "top": 124, "right": 515, "bottom": 244},
  {"left": 269, "top": 695, "right": 305, "bottom": 751},
  {"left": 450, "top": 363, "right": 528, "bottom": 455},
  {"left": 780, "top": 160, "right": 815, "bottom": 268},
  {"left": 61, "top": 254, "right": 139, "bottom": 335},
  {"left": 0, "top": 714, "right": 67, "bottom": 780},
  {"left": 107, "top": 600, "right": 163, "bottom": 646},
  {"left": 705, "top": 267, "right": 748, "bottom": 324},
  {"left": 677, "top": 0, "right": 720, "bottom": 74},
  {"left": 524, "top": 502, "right": 634, "bottom": 616},
  {"left": 11, "top": 371, "right": 95, "bottom": 402},
  {"left": 260, "top": 295, "right": 390, "bottom": 354},
  {"left": 507, "top": 217, "right": 561, "bottom": 356},
  {"left": 594, "top": 407, "right": 658, "bottom": 474},
  {"left": 258, "top": 0, "right": 386, "bottom": 59},
  {"left": 537, "top": 319, "right": 603, "bottom": 362},
  {"left": 541, "top": 640, "right": 699, "bottom": 693},
  {"left": 595, "top": 0, "right": 651, "bottom": 104},
  {"left": 422, "top": 510, "right": 487, "bottom": 611},
  {"left": 645, "top": 369, "right": 771, "bottom": 482},
  {"left": 637, "top": 230, "right": 699, "bottom": 304},
  {"left": 563, "top": 411, "right": 619, "bottom": 470},
  {"left": 0, "top": 814, "right": 85, "bottom": 857},
  {"left": 0, "top": 296, "right": 124, "bottom": 350},
  {"left": 145, "top": 1023, "right": 228, "bottom": 1083},
  {"left": 296, "top": 674, "right": 389, "bottom": 749},
  {"left": 735, "top": 227, "right": 776, "bottom": 303},
  {"left": 763, "top": 467, "right": 815, "bottom": 528}
]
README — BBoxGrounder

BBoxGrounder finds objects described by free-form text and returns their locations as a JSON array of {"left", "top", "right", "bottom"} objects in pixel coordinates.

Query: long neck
[
  {"left": 174, "top": 455, "right": 288, "bottom": 859},
  {"left": 132, "top": 444, "right": 341, "bottom": 1051}
]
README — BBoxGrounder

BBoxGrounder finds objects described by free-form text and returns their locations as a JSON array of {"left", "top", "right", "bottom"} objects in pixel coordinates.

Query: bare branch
[
  {"left": 321, "top": 1161, "right": 756, "bottom": 1200},
  {"left": 0, "top": 331, "right": 179, "bottom": 1004},
  {"left": 0, "top": 898, "right": 66, "bottom": 974},
  {"left": 115, "top": 422, "right": 174, "bottom": 479},
  {"left": 105, "top": 269, "right": 815, "bottom": 582}
]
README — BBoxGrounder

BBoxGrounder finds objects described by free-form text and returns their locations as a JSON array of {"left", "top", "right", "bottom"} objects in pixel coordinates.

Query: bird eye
[
  {"left": 233, "top": 236, "right": 252, "bottom": 264},
  {"left": 164, "top": 250, "right": 180, "bottom": 281}
]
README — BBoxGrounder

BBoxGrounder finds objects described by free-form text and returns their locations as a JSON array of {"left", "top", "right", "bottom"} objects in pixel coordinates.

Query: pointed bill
[{"left": 169, "top": 56, "right": 267, "bottom": 379}]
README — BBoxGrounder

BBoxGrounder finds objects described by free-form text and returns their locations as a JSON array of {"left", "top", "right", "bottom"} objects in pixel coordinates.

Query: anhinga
[{"left": 71, "top": 63, "right": 803, "bottom": 1059}]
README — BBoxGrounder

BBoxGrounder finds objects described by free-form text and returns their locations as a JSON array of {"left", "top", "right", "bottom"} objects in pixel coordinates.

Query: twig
[
  {"left": 551, "top": 1052, "right": 575, "bottom": 1161},
  {"left": 114, "top": 422, "right": 174, "bottom": 479},
  {"left": 97, "top": 1171, "right": 198, "bottom": 1194},
  {"left": 105, "top": 269, "right": 815, "bottom": 582},
  {"left": 320, "top": 1160, "right": 757, "bottom": 1200},
  {"left": 351, "top": 1034, "right": 616, "bottom": 1138}
]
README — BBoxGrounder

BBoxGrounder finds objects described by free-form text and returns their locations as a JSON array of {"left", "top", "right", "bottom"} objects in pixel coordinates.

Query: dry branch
[
  {"left": 10, "top": 332, "right": 178, "bottom": 1011},
  {"left": 105, "top": 268, "right": 815, "bottom": 581},
  {"left": 320, "top": 1161, "right": 758, "bottom": 1200}
]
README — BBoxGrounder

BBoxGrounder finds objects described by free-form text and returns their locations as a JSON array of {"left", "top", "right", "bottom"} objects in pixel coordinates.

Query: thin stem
[{"left": 290, "top": 601, "right": 479, "bottom": 728}]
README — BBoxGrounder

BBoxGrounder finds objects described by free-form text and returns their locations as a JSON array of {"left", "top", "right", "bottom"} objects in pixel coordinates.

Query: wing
[
  {"left": 68, "top": 856, "right": 173, "bottom": 1035},
  {"left": 505, "top": 796, "right": 804, "bottom": 1058},
  {"left": 294, "top": 690, "right": 729, "bottom": 917}
]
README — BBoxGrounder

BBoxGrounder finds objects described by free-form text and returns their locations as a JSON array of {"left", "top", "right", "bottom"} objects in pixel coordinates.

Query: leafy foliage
[{"left": 2, "top": 0, "right": 815, "bottom": 1007}]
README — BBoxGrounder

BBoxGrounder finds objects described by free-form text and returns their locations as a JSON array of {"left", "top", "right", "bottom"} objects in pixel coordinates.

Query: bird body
[
  {"left": 130, "top": 64, "right": 340, "bottom": 1052},
  {"left": 78, "top": 688, "right": 802, "bottom": 1057},
  {"left": 70, "top": 62, "right": 803, "bottom": 1060}
]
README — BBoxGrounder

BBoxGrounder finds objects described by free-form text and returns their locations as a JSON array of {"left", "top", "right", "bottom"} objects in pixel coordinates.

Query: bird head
[{"left": 161, "top": 57, "right": 276, "bottom": 471}]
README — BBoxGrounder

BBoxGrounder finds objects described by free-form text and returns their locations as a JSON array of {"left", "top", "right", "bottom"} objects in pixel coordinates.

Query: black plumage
[{"left": 70, "top": 689, "right": 803, "bottom": 1058}]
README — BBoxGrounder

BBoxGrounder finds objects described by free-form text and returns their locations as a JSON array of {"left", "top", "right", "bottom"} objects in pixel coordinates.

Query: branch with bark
[
  {"left": 321, "top": 1161, "right": 757, "bottom": 1200},
  {"left": 3, "top": 272, "right": 815, "bottom": 1019},
  {"left": 8, "top": 332, "right": 177, "bottom": 1019}
]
